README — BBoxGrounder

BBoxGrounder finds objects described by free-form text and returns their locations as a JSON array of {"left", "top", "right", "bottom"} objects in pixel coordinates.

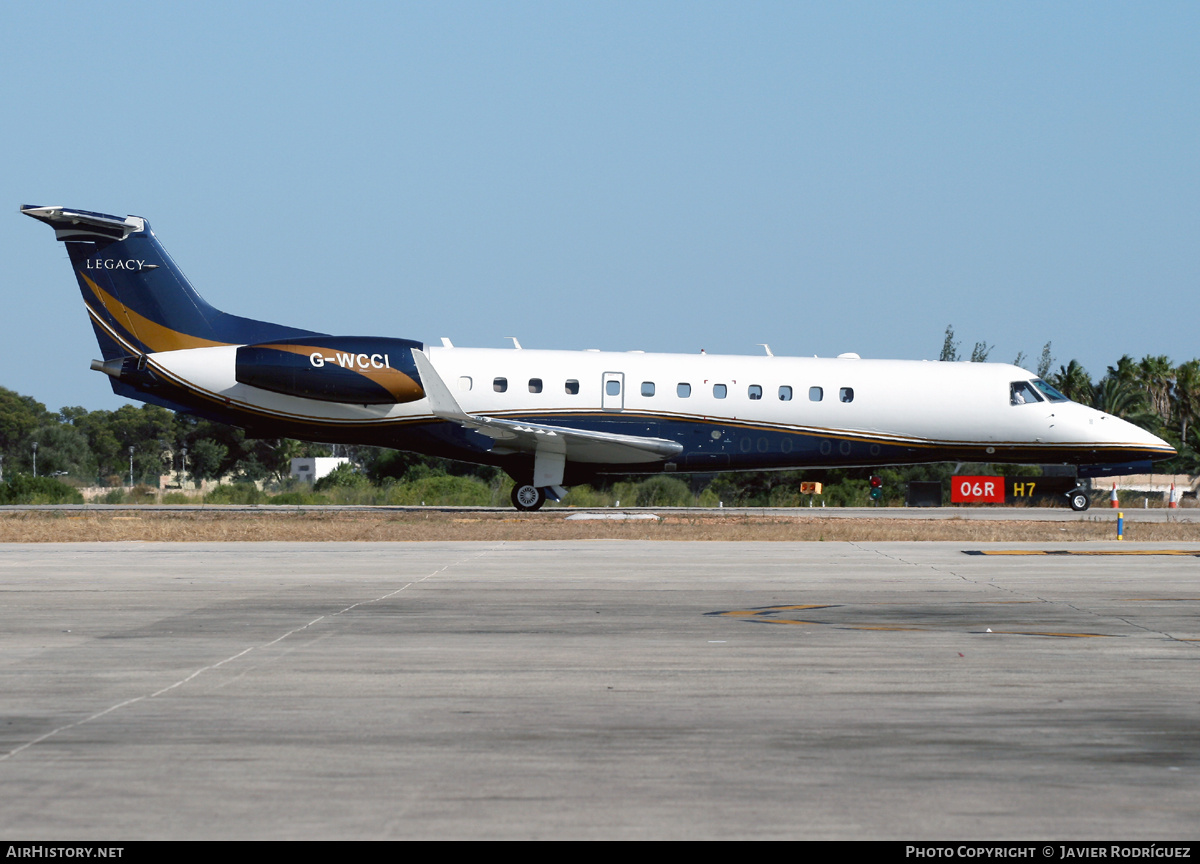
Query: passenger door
[{"left": 601, "top": 372, "right": 625, "bottom": 412}]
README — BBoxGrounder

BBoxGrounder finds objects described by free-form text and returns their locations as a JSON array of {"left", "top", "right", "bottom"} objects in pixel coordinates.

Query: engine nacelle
[{"left": 235, "top": 336, "right": 425, "bottom": 404}]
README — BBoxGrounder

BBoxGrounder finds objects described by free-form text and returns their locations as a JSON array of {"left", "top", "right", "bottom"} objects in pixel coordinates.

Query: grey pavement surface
[
  {"left": 1, "top": 541, "right": 1198, "bottom": 840},
  {"left": 3, "top": 503, "right": 1199, "bottom": 521}
]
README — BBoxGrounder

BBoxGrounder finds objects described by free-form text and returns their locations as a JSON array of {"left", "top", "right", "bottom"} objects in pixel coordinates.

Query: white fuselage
[{"left": 145, "top": 344, "right": 1170, "bottom": 466}]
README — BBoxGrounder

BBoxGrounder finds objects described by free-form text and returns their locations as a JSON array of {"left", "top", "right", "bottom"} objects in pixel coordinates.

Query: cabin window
[
  {"left": 493, "top": 377, "right": 507, "bottom": 393},
  {"left": 528, "top": 378, "right": 542, "bottom": 393},
  {"left": 748, "top": 385, "right": 762, "bottom": 400},
  {"left": 641, "top": 381, "right": 655, "bottom": 397},
  {"left": 713, "top": 384, "right": 727, "bottom": 399},
  {"left": 457, "top": 376, "right": 473, "bottom": 391},
  {"left": 779, "top": 386, "right": 793, "bottom": 401},
  {"left": 840, "top": 387, "right": 854, "bottom": 403},
  {"left": 606, "top": 379, "right": 621, "bottom": 396},
  {"left": 565, "top": 379, "right": 579, "bottom": 395},
  {"left": 677, "top": 383, "right": 691, "bottom": 398},
  {"left": 1010, "top": 381, "right": 1043, "bottom": 405},
  {"left": 809, "top": 386, "right": 823, "bottom": 402},
  {"left": 1032, "top": 378, "right": 1069, "bottom": 402}
]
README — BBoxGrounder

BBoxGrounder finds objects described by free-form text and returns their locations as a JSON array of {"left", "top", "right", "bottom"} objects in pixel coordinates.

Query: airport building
[{"left": 289, "top": 457, "right": 350, "bottom": 484}]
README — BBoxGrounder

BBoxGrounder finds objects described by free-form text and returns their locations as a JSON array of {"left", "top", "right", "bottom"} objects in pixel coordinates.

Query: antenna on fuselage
[
  {"left": 758, "top": 344, "right": 774, "bottom": 357},
  {"left": 506, "top": 337, "right": 523, "bottom": 349}
]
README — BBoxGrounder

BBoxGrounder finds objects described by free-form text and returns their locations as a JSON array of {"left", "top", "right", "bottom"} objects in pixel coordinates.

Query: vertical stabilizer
[{"left": 21, "top": 205, "right": 322, "bottom": 363}]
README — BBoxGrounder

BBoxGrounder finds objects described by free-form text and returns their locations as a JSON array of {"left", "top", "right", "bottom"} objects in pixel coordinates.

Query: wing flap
[{"left": 411, "top": 349, "right": 682, "bottom": 465}]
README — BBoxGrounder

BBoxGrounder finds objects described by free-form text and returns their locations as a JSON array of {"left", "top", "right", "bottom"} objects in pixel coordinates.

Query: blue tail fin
[{"left": 21, "top": 205, "right": 321, "bottom": 363}]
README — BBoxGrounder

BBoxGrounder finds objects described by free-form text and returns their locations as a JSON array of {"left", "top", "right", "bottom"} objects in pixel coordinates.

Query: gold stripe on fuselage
[{"left": 81, "top": 272, "right": 230, "bottom": 352}]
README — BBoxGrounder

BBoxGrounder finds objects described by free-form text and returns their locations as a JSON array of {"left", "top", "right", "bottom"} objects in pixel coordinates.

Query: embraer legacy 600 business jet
[{"left": 22, "top": 205, "right": 1174, "bottom": 511}]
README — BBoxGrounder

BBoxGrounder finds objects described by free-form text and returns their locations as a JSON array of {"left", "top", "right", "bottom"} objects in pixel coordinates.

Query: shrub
[
  {"left": 559, "top": 484, "right": 611, "bottom": 507},
  {"left": 313, "top": 463, "right": 370, "bottom": 492},
  {"left": 268, "top": 491, "right": 323, "bottom": 505},
  {"left": 822, "top": 478, "right": 868, "bottom": 507},
  {"left": 0, "top": 475, "right": 85, "bottom": 505},
  {"left": 204, "top": 484, "right": 266, "bottom": 505},
  {"left": 381, "top": 474, "right": 494, "bottom": 506},
  {"left": 769, "top": 487, "right": 802, "bottom": 507},
  {"left": 633, "top": 475, "right": 693, "bottom": 507},
  {"left": 130, "top": 484, "right": 158, "bottom": 502}
]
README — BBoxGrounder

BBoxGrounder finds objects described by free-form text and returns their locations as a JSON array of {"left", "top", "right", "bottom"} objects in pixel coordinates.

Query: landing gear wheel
[
  {"left": 511, "top": 484, "right": 546, "bottom": 511},
  {"left": 1069, "top": 491, "right": 1090, "bottom": 512}
]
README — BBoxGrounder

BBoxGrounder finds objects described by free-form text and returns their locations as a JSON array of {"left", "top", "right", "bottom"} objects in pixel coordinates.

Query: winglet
[{"left": 410, "top": 348, "right": 469, "bottom": 420}]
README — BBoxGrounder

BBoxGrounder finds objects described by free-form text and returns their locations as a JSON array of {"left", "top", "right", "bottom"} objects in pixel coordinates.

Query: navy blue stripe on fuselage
[
  {"left": 112, "top": 358, "right": 1172, "bottom": 471},
  {"left": 496, "top": 412, "right": 1169, "bottom": 471}
]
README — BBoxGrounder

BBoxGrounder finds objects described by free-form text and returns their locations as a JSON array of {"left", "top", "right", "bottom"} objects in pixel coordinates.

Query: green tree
[
  {"left": 1106, "top": 355, "right": 1139, "bottom": 388},
  {"left": 233, "top": 454, "right": 270, "bottom": 483},
  {"left": 68, "top": 403, "right": 181, "bottom": 480},
  {"left": 969, "top": 341, "right": 993, "bottom": 363},
  {"left": 1171, "top": 359, "right": 1200, "bottom": 444},
  {"left": 1037, "top": 342, "right": 1054, "bottom": 378},
  {"left": 1137, "top": 354, "right": 1174, "bottom": 421},
  {"left": 1093, "top": 376, "right": 1149, "bottom": 418},
  {"left": 188, "top": 439, "right": 228, "bottom": 482},
  {"left": 939, "top": 325, "right": 960, "bottom": 362},
  {"left": 1092, "top": 373, "right": 1162, "bottom": 438},
  {"left": 314, "top": 462, "right": 369, "bottom": 491},
  {"left": 1049, "top": 360, "right": 1093, "bottom": 404},
  {"left": 0, "top": 387, "right": 52, "bottom": 473},
  {"left": 28, "top": 421, "right": 96, "bottom": 479},
  {"left": 1177, "top": 422, "right": 1200, "bottom": 475},
  {"left": 264, "top": 438, "right": 305, "bottom": 483}
]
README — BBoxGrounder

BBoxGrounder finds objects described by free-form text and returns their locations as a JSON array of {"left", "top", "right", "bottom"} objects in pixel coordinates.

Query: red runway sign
[{"left": 951, "top": 475, "right": 1005, "bottom": 503}]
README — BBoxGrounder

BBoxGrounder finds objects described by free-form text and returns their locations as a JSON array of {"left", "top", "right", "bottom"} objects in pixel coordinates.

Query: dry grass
[{"left": 1, "top": 509, "right": 1198, "bottom": 543}]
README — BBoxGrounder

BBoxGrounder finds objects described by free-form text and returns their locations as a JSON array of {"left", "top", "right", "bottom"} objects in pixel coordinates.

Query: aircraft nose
[
  {"left": 1112, "top": 413, "right": 1176, "bottom": 458},
  {"left": 1146, "top": 428, "right": 1176, "bottom": 455}
]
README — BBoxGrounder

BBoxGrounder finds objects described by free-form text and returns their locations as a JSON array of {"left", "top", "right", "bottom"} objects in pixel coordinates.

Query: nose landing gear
[{"left": 1067, "top": 487, "right": 1090, "bottom": 512}]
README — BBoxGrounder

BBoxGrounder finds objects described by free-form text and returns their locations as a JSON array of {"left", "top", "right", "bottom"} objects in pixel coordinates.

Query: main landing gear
[{"left": 511, "top": 484, "right": 547, "bottom": 511}]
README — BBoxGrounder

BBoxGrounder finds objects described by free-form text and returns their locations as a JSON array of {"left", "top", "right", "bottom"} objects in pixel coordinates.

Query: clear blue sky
[{"left": 4, "top": 2, "right": 1197, "bottom": 413}]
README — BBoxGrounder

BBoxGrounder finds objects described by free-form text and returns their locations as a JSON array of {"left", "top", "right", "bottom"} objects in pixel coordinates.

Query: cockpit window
[
  {"left": 1031, "top": 378, "right": 1069, "bottom": 403},
  {"left": 1010, "top": 381, "right": 1044, "bottom": 405}
]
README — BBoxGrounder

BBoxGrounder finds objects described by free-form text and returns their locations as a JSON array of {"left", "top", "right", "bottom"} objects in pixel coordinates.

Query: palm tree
[
  {"left": 1106, "top": 355, "right": 1139, "bottom": 387},
  {"left": 1182, "top": 422, "right": 1200, "bottom": 475},
  {"left": 1137, "top": 354, "right": 1174, "bottom": 421},
  {"left": 268, "top": 438, "right": 304, "bottom": 483},
  {"left": 1171, "top": 359, "right": 1200, "bottom": 444},
  {"left": 1093, "top": 376, "right": 1161, "bottom": 435},
  {"left": 1049, "top": 360, "right": 1093, "bottom": 404}
]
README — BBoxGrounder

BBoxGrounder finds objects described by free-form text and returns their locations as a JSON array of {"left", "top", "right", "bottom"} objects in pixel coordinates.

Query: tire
[
  {"left": 511, "top": 484, "right": 546, "bottom": 511},
  {"left": 1069, "top": 491, "right": 1090, "bottom": 512}
]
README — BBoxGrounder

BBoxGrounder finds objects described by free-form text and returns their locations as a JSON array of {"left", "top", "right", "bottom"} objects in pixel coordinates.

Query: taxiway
[{"left": 1, "top": 541, "right": 1197, "bottom": 839}]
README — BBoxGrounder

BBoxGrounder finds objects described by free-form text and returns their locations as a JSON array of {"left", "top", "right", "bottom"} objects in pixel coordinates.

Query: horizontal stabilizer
[{"left": 21, "top": 205, "right": 146, "bottom": 242}]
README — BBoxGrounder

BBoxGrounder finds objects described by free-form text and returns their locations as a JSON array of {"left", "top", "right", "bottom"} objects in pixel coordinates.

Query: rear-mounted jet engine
[{"left": 235, "top": 336, "right": 425, "bottom": 404}]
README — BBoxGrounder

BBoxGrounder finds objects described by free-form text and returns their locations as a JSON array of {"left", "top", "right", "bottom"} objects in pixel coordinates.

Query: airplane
[{"left": 21, "top": 204, "right": 1175, "bottom": 512}]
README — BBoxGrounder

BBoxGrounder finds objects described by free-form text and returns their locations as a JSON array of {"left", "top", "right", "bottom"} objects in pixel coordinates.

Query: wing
[{"left": 410, "top": 349, "right": 682, "bottom": 478}]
